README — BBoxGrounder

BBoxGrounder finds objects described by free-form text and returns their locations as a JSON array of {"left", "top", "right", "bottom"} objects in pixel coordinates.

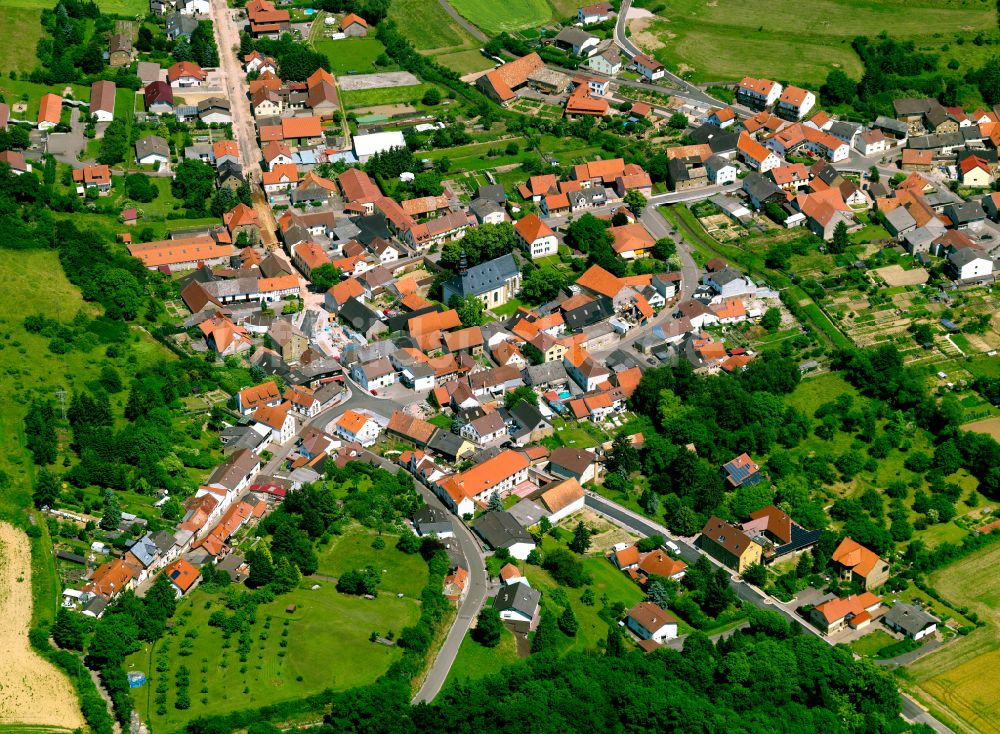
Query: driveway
[{"left": 43, "top": 108, "right": 86, "bottom": 164}]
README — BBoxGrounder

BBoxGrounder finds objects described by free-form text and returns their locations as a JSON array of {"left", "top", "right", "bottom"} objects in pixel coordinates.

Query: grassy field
[
  {"left": 0, "top": 6, "right": 42, "bottom": 75},
  {"left": 388, "top": 0, "right": 478, "bottom": 52},
  {"left": 447, "top": 0, "right": 551, "bottom": 34},
  {"left": 315, "top": 37, "right": 389, "bottom": 75},
  {"left": 444, "top": 623, "right": 521, "bottom": 687},
  {"left": 434, "top": 49, "right": 493, "bottom": 76},
  {"left": 130, "top": 534, "right": 425, "bottom": 732},
  {"left": 0, "top": 251, "right": 102, "bottom": 521},
  {"left": 635, "top": 0, "right": 996, "bottom": 86},
  {"left": 910, "top": 542, "right": 1000, "bottom": 734},
  {"left": 315, "top": 529, "right": 429, "bottom": 598},
  {"left": 342, "top": 83, "right": 437, "bottom": 109}
]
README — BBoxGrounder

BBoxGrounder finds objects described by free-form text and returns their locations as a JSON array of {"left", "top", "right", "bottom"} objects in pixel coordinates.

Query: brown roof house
[
  {"left": 269, "top": 318, "right": 308, "bottom": 364},
  {"left": 547, "top": 446, "right": 598, "bottom": 484},
  {"left": 831, "top": 538, "right": 890, "bottom": 590},
  {"left": 697, "top": 516, "right": 762, "bottom": 573},
  {"left": 108, "top": 34, "right": 133, "bottom": 67}
]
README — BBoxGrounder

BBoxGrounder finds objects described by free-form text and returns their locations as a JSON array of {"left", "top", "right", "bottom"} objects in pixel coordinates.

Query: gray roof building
[
  {"left": 882, "top": 603, "right": 938, "bottom": 638},
  {"left": 413, "top": 504, "right": 453, "bottom": 537},
  {"left": 443, "top": 253, "right": 520, "bottom": 300},
  {"left": 473, "top": 511, "right": 535, "bottom": 551},
  {"left": 494, "top": 581, "right": 541, "bottom": 618},
  {"left": 522, "top": 360, "right": 569, "bottom": 387},
  {"left": 508, "top": 498, "right": 550, "bottom": 528},
  {"left": 166, "top": 12, "right": 198, "bottom": 38},
  {"left": 135, "top": 134, "right": 170, "bottom": 161}
]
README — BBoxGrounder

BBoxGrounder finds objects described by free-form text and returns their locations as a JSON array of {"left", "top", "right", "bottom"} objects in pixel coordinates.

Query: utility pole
[{"left": 55, "top": 389, "right": 67, "bottom": 421}]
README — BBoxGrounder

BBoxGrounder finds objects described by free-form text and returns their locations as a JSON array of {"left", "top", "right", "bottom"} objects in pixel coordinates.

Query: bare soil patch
[
  {"left": 627, "top": 17, "right": 665, "bottom": 51},
  {"left": 336, "top": 71, "right": 421, "bottom": 91},
  {"left": 963, "top": 416, "right": 1000, "bottom": 441},
  {"left": 874, "top": 264, "right": 929, "bottom": 287},
  {"left": 0, "top": 522, "right": 84, "bottom": 730}
]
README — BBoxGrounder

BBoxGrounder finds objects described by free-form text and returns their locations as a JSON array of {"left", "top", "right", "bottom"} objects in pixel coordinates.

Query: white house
[
  {"left": 776, "top": 85, "right": 815, "bottom": 120},
  {"left": 493, "top": 581, "right": 541, "bottom": 632},
  {"left": 587, "top": 47, "right": 621, "bottom": 76},
  {"left": 882, "top": 603, "right": 939, "bottom": 641},
  {"left": 333, "top": 409, "right": 381, "bottom": 447},
  {"left": 514, "top": 214, "right": 558, "bottom": 259},
  {"left": 577, "top": 1, "right": 611, "bottom": 24},
  {"left": 537, "top": 476, "right": 585, "bottom": 524},
  {"left": 947, "top": 249, "right": 993, "bottom": 281},
  {"left": 251, "top": 401, "right": 295, "bottom": 445},
  {"left": 705, "top": 155, "right": 738, "bottom": 185},
  {"left": 460, "top": 411, "right": 507, "bottom": 445},
  {"left": 177, "top": 0, "right": 210, "bottom": 14},
  {"left": 626, "top": 601, "right": 678, "bottom": 643},
  {"left": 351, "top": 357, "right": 396, "bottom": 391},
  {"left": 736, "top": 76, "right": 782, "bottom": 108},
  {"left": 855, "top": 129, "right": 888, "bottom": 156},
  {"left": 632, "top": 53, "right": 664, "bottom": 81}
]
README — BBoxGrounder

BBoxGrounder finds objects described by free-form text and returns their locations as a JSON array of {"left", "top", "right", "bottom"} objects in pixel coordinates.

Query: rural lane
[
  {"left": 582, "top": 493, "right": 955, "bottom": 734},
  {"left": 436, "top": 0, "right": 488, "bottom": 43}
]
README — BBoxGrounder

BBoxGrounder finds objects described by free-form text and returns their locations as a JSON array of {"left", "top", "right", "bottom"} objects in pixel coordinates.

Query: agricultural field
[
  {"left": 129, "top": 531, "right": 425, "bottom": 732},
  {"left": 631, "top": 0, "right": 996, "bottom": 86},
  {"left": 447, "top": 0, "right": 552, "bottom": 35},
  {"left": 388, "top": 0, "right": 479, "bottom": 53},
  {"left": 910, "top": 542, "right": 1000, "bottom": 734},
  {"left": 314, "top": 37, "right": 389, "bottom": 75},
  {"left": 0, "top": 523, "right": 84, "bottom": 731}
]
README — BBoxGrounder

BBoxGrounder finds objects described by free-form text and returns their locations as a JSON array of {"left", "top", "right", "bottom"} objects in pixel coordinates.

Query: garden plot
[
  {"left": 337, "top": 71, "right": 421, "bottom": 91},
  {"left": 873, "top": 264, "right": 929, "bottom": 287}
]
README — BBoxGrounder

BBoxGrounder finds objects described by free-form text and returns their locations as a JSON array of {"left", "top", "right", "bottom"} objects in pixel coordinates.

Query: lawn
[
  {"left": 783, "top": 371, "right": 857, "bottom": 416},
  {"left": 0, "top": 78, "right": 92, "bottom": 119},
  {"left": 314, "top": 37, "right": 388, "bottom": 75},
  {"left": 388, "top": 0, "right": 478, "bottom": 52},
  {"left": 447, "top": 0, "right": 551, "bottom": 34},
  {"left": 490, "top": 298, "right": 524, "bottom": 318},
  {"left": 637, "top": 0, "right": 995, "bottom": 86},
  {"left": 128, "top": 577, "right": 421, "bottom": 732},
  {"left": 341, "top": 83, "right": 437, "bottom": 110},
  {"left": 316, "top": 528, "right": 429, "bottom": 598},
  {"left": 849, "top": 629, "right": 897, "bottom": 658},
  {"left": 0, "top": 6, "right": 42, "bottom": 75},
  {"left": 443, "top": 624, "right": 521, "bottom": 688},
  {"left": 434, "top": 49, "right": 493, "bottom": 76},
  {"left": 909, "top": 541, "right": 1000, "bottom": 734}
]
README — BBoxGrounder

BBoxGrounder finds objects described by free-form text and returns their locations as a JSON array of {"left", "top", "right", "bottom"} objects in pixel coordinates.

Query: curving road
[
  {"left": 613, "top": 0, "right": 719, "bottom": 107},
  {"left": 436, "top": 0, "right": 488, "bottom": 43}
]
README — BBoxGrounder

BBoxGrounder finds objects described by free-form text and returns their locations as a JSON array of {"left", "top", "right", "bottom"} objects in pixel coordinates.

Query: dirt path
[{"left": 0, "top": 522, "right": 84, "bottom": 730}]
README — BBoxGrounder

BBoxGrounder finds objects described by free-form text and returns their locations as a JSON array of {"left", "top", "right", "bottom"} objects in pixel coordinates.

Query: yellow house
[{"left": 697, "top": 516, "right": 763, "bottom": 573}]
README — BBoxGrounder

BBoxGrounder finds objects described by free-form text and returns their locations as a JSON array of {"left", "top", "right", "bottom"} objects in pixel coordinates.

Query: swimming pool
[{"left": 303, "top": 7, "right": 315, "bottom": 14}]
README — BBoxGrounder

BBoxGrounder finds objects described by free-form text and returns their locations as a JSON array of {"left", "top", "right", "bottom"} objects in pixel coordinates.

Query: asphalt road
[
  {"left": 582, "top": 493, "right": 955, "bottom": 734},
  {"left": 346, "top": 451, "right": 489, "bottom": 705}
]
